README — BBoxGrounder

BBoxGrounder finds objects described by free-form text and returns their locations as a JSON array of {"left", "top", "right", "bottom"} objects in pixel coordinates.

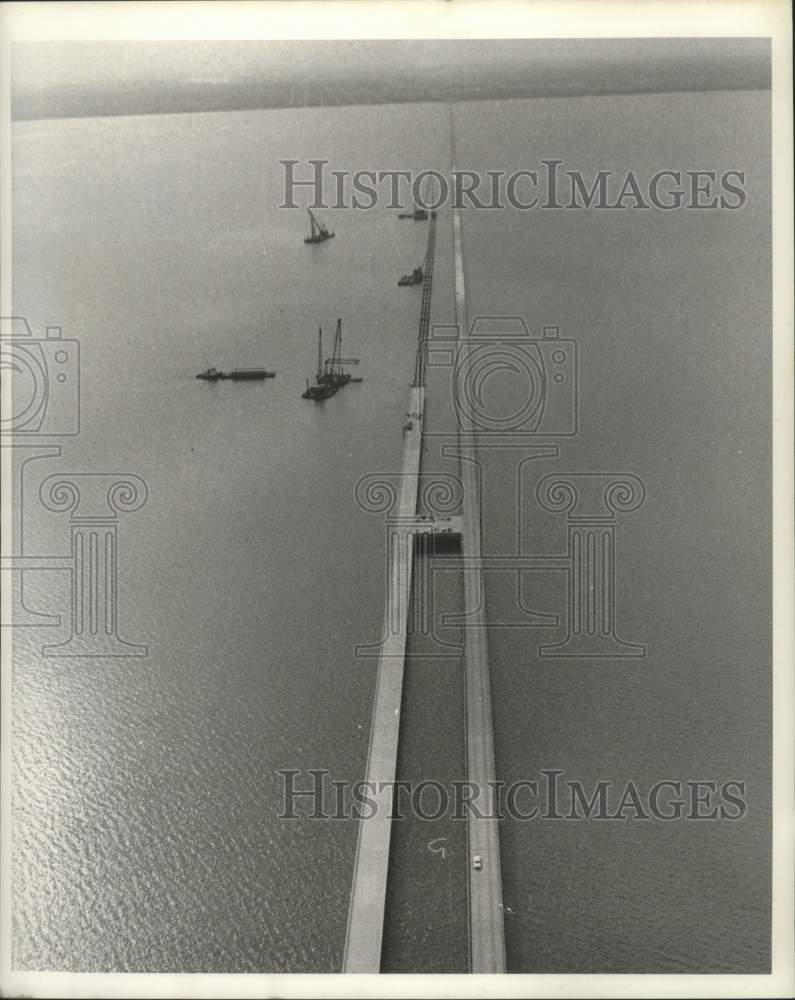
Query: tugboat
[
  {"left": 304, "top": 208, "right": 335, "bottom": 244},
  {"left": 302, "top": 319, "right": 362, "bottom": 400},
  {"left": 398, "top": 267, "right": 424, "bottom": 287},
  {"left": 196, "top": 368, "right": 275, "bottom": 381},
  {"left": 398, "top": 202, "right": 428, "bottom": 221}
]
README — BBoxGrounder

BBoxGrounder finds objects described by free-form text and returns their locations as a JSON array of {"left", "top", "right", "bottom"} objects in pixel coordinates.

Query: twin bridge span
[
  {"left": 343, "top": 188, "right": 507, "bottom": 972},
  {"left": 342, "top": 127, "right": 648, "bottom": 972}
]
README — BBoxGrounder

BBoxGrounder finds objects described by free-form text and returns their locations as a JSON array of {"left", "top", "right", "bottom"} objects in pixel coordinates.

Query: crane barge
[{"left": 302, "top": 319, "right": 362, "bottom": 400}]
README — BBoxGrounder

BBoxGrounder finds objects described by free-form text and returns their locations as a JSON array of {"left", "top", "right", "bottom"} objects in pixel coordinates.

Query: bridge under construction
[{"left": 342, "top": 112, "right": 507, "bottom": 974}]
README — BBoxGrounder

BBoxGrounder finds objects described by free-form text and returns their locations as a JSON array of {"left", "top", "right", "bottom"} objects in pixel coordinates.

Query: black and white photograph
[{"left": 1, "top": 2, "right": 792, "bottom": 997}]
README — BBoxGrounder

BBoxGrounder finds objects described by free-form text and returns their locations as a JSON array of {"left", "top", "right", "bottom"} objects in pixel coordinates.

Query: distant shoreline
[
  {"left": 11, "top": 37, "right": 770, "bottom": 122},
  {"left": 12, "top": 82, "right": 774, "bottom": 124}
]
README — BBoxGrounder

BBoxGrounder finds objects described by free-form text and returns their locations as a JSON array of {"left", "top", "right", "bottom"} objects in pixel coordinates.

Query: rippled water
[
  {"left": 11, "top": 89, "right": 771, "bottom": 973},
  {"left": 11, "top": 103, "right": 451, "bottom": 972}
]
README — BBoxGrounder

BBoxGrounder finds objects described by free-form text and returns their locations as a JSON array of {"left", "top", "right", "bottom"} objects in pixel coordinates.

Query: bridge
[{"left": 342, "top": 115, "right": 507, "bottom": 973}]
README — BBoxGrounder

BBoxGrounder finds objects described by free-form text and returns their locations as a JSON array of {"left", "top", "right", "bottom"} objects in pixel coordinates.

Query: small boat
[
  {"left": 398, "top": 267, "right": 424, "bottom": 287},
  {"left": 304, "top": 208, "right": 334, "bottom": 244},
  {"left": 197, "top": 368, "right": 275, "bottom": 381},
  {"left": 398, "top": 202, "right": 428, "bottom": 221},
  {"left": 302, "top": 319, "right": 362, "bottom": 400}
]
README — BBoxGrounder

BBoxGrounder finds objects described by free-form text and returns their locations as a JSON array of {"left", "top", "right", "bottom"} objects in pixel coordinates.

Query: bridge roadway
[
  {"left": 450, "top": 111, "right": 508, "bottom": 972},
  {"left": 343, "top": 216, "right": 436, "bottom": 973},
  {"left": 343, "top": 145, "right": 506, "bottom": 970},
  {"left": 342, "top": 383, "right": 425, "bottom": 973}
]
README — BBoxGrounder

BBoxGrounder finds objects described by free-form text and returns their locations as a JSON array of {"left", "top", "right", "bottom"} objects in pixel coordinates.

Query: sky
[{"left": 11, "top": 38, "right": 771, "bottom": 119}]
